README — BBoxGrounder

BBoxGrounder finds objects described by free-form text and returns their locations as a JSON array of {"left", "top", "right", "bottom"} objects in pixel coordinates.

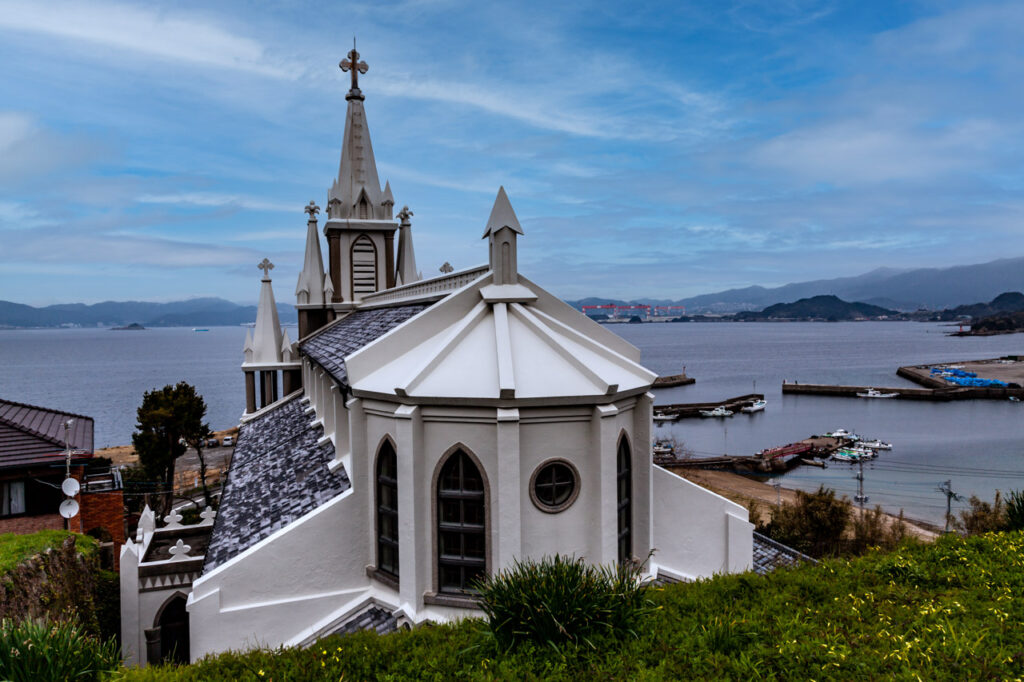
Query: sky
[{"left": 1, "top": 0, "right": 1022, "bottom": 306}]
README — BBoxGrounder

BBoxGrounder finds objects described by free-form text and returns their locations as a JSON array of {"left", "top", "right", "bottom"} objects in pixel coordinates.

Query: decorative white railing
[{"left": 360, "top": 265, "right": 489, "bottom": 306}]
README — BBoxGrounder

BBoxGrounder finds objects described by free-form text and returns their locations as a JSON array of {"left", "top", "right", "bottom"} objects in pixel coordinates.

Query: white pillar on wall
[
  {"left": 593, "top": 403, "right": 619, "bottom": 565},
  {"left": 394, "top": 404, "right": 424, "bottom": 609},
  {"left": 633, "top": 393, "right": 653, "bottom": 558},
  {"left": 495, "top": 408, "right": 521, "bottom": 570}
]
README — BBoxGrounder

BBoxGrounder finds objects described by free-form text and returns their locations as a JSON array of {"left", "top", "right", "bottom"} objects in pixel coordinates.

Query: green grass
[
  {"left": 0, "top": 530, "right": 97, "bottom": 574},
  {"left": 116, "top": 532, "right": 1024, "bottom": 681}
]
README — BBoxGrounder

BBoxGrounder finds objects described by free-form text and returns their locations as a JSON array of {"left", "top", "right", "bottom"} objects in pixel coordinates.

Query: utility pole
[
  {"left": 772, "top": 482, "right": 782, "bottom": 509},
  {"left": 937, "top": 480, "right": 964, "bottom": 533},
  {"left": 854, "top": 455, "right": 868, "bottom": 513}
]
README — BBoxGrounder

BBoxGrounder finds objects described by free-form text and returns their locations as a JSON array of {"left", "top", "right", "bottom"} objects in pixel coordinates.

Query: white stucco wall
[
  {"left": 649, "top": 466, "right": 753, "bottom": 581},
  {"left": 187, "top": 487, "right": 372, "bottom": 660}
]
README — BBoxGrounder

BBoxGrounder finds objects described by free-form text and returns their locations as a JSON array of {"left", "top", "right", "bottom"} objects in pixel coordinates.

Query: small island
[
  {"left": 111, "top": 322, "right": 146, "bottom": 331},
  {"left": 733, "top": 295, "right": 897, "bottom": 321}
]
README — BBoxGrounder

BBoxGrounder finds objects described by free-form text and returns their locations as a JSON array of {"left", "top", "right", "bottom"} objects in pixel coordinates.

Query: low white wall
[
  {"left": 188, "top": 489, "right": 367, "bottom": 659},
  {"left": 650, "top": 466, "right": 752, "bottom": 580}
]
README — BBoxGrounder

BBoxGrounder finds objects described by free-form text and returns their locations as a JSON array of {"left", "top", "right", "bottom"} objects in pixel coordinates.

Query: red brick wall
[
  {"left": 0, "top": 513, "right": 64, "bottom": 534},
  {"left": 80, "top": 490, "right": 125, "bottom": 570}
]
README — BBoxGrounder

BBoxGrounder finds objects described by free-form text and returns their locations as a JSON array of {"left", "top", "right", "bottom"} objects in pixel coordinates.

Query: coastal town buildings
[{"left": 121, "top": 48, "right": 755, "bottom": 664}]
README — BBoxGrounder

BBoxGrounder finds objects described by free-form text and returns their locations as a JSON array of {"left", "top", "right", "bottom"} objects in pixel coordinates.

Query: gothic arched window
[
  {"left": 617, "top": 437, "right": 632, "bottom": 564},
  {"left": 437, "top": 449, "right": 486, "bottom": 594},
  {"left": 376, "top": 440, "right": 399, "bottom": 579},
  {"left": 350, "top": 234, "right": 377, "bottom": 295}
]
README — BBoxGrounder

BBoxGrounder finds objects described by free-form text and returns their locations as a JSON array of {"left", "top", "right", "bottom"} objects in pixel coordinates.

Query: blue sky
[{"left": 1, "top": 0, "right": 1022, "bottom": 305}]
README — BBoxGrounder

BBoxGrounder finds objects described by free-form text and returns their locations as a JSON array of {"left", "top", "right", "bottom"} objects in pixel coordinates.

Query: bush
[
  {"left": 476, "top": 554, "right": 655, "bottom": 652},
  {"left": 0, "top": 619, "right": 120, "bottom": 682},
  {"left": 1005, "top": 490, "right": 1024, "bottom": 530},
  {"left": 760, "top": 485, "right": 850, "bottom": 557},
  {"left": 957, "top": 492, "right": 1007, "bottom": 535}
]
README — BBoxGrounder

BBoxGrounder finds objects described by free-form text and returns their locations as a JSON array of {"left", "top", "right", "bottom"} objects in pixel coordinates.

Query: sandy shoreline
[{"left": 674, "top": 468, "right": 940, "bottom": 540}]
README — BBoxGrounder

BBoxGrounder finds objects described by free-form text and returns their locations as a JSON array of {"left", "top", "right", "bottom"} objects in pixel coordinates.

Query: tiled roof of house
[
  {"left": 203, "top": 394, "right": 350, "bottom": 572},
  {"left": 751, "top": 531, "right": 816, "bottom": 575},
  {"left": 0, "top": 398, "right": 94, "bottom": 469},
  {"left": 300, "top": 304, "right": 430, "bottom": 386}
]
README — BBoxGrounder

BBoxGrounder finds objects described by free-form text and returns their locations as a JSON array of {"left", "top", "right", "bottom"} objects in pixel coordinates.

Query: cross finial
[
  {"left": 258, "top": 258, "right": 274, "bottom": 279},
  {"left": 305, "top": 200, "right": 320, "bottom": 219},
  {"left": 440, "top": 262, "right": 454, "bottom": 274},
  {"left": 339, "top": 39, "right": 369, "bottom": 100}
]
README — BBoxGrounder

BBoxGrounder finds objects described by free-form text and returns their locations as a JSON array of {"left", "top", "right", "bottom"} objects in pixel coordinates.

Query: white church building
[{"left": 121, "top": 47, "right": 754, "bottom": 665}]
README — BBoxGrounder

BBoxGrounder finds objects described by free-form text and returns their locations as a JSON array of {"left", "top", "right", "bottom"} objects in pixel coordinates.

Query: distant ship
[{"left": 192, "top": 328, "right": 210, "bottom": 332}]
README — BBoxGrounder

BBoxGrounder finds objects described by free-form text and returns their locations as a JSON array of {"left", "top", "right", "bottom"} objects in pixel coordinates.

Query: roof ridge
[
  {"left": 0, "top": 398, "right": 94, "bottom": 449},
  {"left": 0, "top": 397, "right": 94, "bottom": 422}
]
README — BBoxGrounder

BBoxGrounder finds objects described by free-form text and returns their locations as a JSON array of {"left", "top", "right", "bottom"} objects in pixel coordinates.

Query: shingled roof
[
  {"left": 0, "top": 398, "right": 94, "bottom": 469},
  {"left": 300, "top": 304, "right": 429, "bottom": 386},
  {"left": 751, "top": 531, "right": 816, "bottom": 575},
  {"left": 203, "top": 394, "right": 350, "bottom": 572}
]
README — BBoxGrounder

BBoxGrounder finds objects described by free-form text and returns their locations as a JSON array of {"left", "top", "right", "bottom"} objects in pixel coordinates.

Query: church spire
[
  {"left": 395, "top": 205, "right": 420, "bottom": 286},
  {"left": 483, "top": 187, "right": 523, "bottom": 285},
  {"left": 295, "top": 201, "right": 326, "bottom": 305},
  {"left": 328, "top": 42, "right": 385, "bottom": 220},
  {"left": 251, "top": 258, "right": 284, "bottom": 364}
]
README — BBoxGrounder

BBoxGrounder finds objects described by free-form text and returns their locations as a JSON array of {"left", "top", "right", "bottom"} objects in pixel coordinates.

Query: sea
[{"left": 1, "top": 321, "right": 1022, "bottom": 525}]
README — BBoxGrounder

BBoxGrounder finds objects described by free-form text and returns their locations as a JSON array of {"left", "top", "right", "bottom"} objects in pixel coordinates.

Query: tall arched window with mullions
[
  {"left": 616, "top": 437, "right": 632, "bottom": 564},
  {"left": 376, "top": 440, "right": 399, "bottom": 579},
  {"left": 437, "top": 449, "right": 486, "bottom": 594}
]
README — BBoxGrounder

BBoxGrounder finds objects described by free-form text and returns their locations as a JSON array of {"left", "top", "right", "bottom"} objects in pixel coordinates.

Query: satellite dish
[
  {"left": 61, "top": 478, "right": 80, "bottom": 496},
  {"left": 59, "top": 498, "right": 80, "bottom": 519}
]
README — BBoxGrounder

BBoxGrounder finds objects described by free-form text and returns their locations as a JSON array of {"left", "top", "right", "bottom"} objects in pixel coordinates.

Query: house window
[
  {"left": 529, "top": 460, "right": 579, "bottom": 513},
  {"left": 617, "top": 438, "right": 632, "bottom": 563},
  {"left": 376, "top": 441, "right": 399, "bottom": 579},
  {"left": 1, "top": 480, "right": 26, "bottom": 516},
  {"left": 350, "top": 235, "right": 377, "bottom": 295},
  {"left": 437, "top": 450, "right": 486, "bottom": 594}
]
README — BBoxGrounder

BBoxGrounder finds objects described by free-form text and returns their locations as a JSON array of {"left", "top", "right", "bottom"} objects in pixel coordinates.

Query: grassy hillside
[
  {"left": 0, "top": 530, "right": 96, "bottom": 574},
  {"left": 116, "top": 532, "right": 1024, "bottom": 681}
]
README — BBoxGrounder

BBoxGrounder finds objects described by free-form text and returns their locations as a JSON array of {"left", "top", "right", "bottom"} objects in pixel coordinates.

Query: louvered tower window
[
  {"left": 437, "top": 450, "right": 486, "bottom": 594},
  {"left": 350, "top": 234, "right": 377, "bottom": 295}
]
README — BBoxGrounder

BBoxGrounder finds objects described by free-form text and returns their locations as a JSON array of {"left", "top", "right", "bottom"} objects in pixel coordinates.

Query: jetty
[
  {"left": 656, "top": 435, "right": 850, "bottom": 474},
  {"left": 653, "top": 371, "right": 695, "bottom": 388},
  {"left": 653, "top": 393, "right": 763, "bottom": 419}
]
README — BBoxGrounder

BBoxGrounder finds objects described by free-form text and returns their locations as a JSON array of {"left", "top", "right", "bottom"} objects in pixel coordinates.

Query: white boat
[
  {"left": 856, "top": 388, "right": 899, "bottom": 399},
  {"left": 826, "top": 429, "right": 853, "bottom": 438},
  {"left": 700, "top": 406, "right": 734, "bottom": 418},
  {"left": 653, "top": 412, "right": 677, "bottom": 422},
  {"left": 832, "top": 447, "right": 875, "bottom": 462},
  {"left": 652, "top": 441, "right": 674, "bottom": 455},
  {"left": 741, "top": 399, "right": 767, "bottom": 413},
  {"left": 859, "top": 439, "right": 892, "bottom": 450}
]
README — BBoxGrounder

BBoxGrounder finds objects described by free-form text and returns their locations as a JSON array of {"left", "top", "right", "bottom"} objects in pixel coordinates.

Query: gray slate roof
[
  {"left": 751, "top": 531, "right": 816, "bottom": 575},
  {"left": 0, "top": 398, "right": 94, "bottom": 468},
  {"left": 203, "top": 394, "right": 350, "bottom": 572},
  {"left": 300, "top": 304, "right": 429, "bottom": 386},
  {"left": 330, "top": 606, "right": 399, "bottom": 637}
]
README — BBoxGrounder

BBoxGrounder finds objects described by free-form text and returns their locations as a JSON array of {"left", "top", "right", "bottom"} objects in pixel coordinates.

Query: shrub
[
  {"left": 1004, "top": 490, "right": 1024, "bottom": 530},
  {"left": 761, "top": 485, "right": 850, "bottom": 557},
  {"left": 0, "top": 619, "right": 120, "bottom": 682},
  {"left": 957, "top": 492, "right": 1007, "bottom": 535},
  {"left": 476, "top": 554, "right": 655, "bottom": 652}
]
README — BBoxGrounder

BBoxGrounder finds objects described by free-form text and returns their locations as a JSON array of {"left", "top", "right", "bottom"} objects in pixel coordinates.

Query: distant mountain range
[
  {"left": 0, "top": 297, "right": 298, "bottom": 329},
  {"left": 568, "top": 257, "right": 1024, "bottom": 313}
]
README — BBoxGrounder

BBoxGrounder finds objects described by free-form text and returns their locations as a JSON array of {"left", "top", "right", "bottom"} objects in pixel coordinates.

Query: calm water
[
  {"left": 1, "top": 321, "right": 1022, "bottom": 523},
  {"left": 615, "top": 321, "right": 1024, "bottom": 524}
]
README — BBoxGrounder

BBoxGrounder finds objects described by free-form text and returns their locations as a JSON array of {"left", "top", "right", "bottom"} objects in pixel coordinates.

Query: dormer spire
[
  {"left": 295, "top": 201, "right": 326, "bottom": 306},
  {"left": 483, "top": 187, "right": 523, "bottom": 285}
]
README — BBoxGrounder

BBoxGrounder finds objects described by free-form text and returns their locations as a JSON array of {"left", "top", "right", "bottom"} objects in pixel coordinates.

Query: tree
[
  {"left": 131, "top": 382, "right": 210, "bottom": 518},
  {"left": 185, "top": 424, "right": 214, "bottom": 509},
  {"left": 760, "top": 486, "right": 850, "bottom": 558}
]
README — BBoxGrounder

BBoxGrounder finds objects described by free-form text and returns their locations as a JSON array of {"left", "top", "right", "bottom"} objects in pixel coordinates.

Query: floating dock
[{"left": 653, "top": 372, "right": 695, "bottom": 388}]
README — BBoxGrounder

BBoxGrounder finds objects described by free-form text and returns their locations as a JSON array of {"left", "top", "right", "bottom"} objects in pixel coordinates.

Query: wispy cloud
[
  {"left": 0, "top": 0, "right": 299, "bottom": 79},
  {"left": 137, "top": 193, "right": 299, "bottom": 214}
]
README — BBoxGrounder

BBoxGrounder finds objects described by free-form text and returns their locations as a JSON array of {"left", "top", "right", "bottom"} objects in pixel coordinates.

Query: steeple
[
  {"left": 328, "top": 42, "right": 386, "bottom": 220},
  {"left": 395, "top": 205, "right": 420, "bottom": 286},
  {"left": 252, "top": 258, "right": 284, "bottom": 364},
  {"left": 483, "top": 187, "right": 523, "bottom": 285},
  {"left": 295, "top": 201, "right": 326, "bottom": 305}
]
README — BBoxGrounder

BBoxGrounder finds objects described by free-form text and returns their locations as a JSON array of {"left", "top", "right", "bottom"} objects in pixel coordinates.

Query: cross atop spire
[
  {"left": 304, "top": 200, "right": 319, "bottom": 219},
  {"left": 258, "top": 258, "right": 274, "bottom": 280},
  {"left": 339, "top": 39, "right": 369, "bottom": 101}
]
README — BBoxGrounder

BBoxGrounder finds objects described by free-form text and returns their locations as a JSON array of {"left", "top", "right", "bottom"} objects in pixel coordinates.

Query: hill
[
  {"left": 0, "top": 298, "right": 297, "bottom": 329},
  {"left": 734, "top": 295, "right": 898, "bottom": 321},
  {"left": 936, "top": 291, "right": 1024, "bottom": 320}
]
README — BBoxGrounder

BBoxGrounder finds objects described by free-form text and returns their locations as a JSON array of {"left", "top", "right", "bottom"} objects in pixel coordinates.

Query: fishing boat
[
  {"left": 653, "top": 412, "right": 677, "bottom": 422},
  {"left": 832, "top": 447, "right": 874, "bottom": 462},
  {"left": 652, "top": 441, "right": 674, "bottom": 456},
  {"left": 826, "top": 428, "right": 855, "bottom": 438},
  {"left": 859, "top": 439, "right": 892, "bottom": 450},
  {"left": 741, "top": 399, "right": 767, "bottom": 413},
  {"left": 856, "top": 388, "right": 899, "bottom": 399},
  {"left": 700, "top": 406, "right": 734, "bottom": 418}
]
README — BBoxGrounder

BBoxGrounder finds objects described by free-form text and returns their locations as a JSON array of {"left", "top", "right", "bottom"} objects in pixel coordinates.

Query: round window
[{"left": 530, "top": 460, "right": 580, "bottom": 513}]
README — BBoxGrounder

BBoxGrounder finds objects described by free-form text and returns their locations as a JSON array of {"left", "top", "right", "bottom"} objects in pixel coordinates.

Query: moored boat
[
  {"left": 700, "top": 406, "right": 734, "bottom": 418},
  {"left": 856, "top": 388, "right": 899, "bottom": 399},
  {"left": 741, "top": 399, "right": 767, "bottom": 413},
  {"left": 652, "top": 440, "right": 674, "bottom": 456},
  {"left": 859, "top": 439, "right": 892, "bottom": 450},
  {"left": 654, "top": 412, "right": 677, "bottom": 422}
]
